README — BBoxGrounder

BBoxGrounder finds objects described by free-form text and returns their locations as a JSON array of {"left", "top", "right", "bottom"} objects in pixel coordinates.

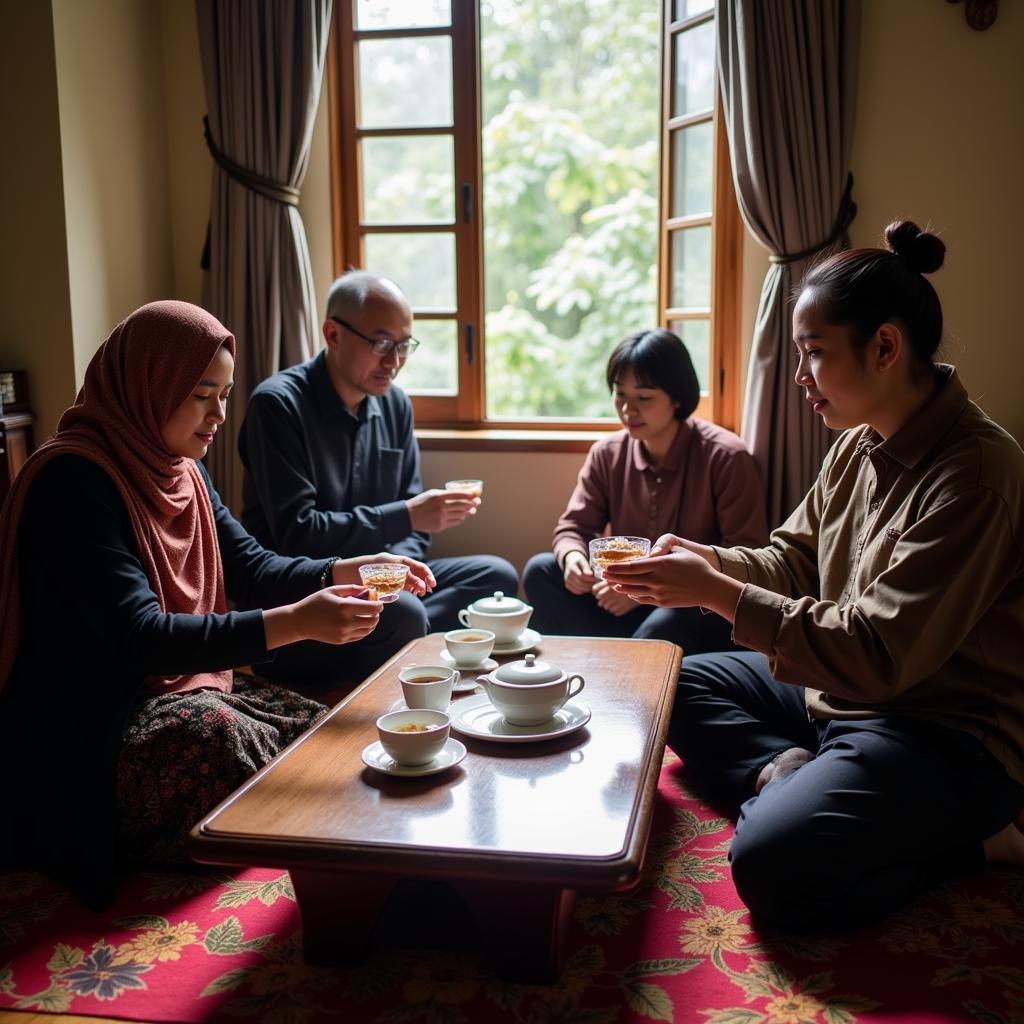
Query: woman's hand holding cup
[
  {"left": 602, "top": 545, "right": 739, "bottom": 617},
  {"left": 334, "top": 553, "right": 435, "bottom": 596},
  {"left": 263, "top": 585, "right": 382, "bottom": 650}
]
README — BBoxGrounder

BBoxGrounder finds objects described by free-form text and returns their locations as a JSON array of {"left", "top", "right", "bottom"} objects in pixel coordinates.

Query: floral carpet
[{"left": 2, "top": 754, "right": 1023, "bottom": 1024}]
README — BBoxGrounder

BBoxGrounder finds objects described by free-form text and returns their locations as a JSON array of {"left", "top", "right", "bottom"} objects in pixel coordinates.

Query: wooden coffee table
[{"left": 190, "top": 634, "right": 680, "bottom": 981}]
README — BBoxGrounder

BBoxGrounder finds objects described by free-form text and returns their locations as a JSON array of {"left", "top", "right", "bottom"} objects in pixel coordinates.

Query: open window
[{"left": 328, "top": 0, "right": 742, "bottom": 437}]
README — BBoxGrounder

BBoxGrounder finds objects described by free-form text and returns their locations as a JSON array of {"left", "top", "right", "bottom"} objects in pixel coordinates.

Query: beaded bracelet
[{"left": 320, "top": 556, "right": 341, "bottom": 589}]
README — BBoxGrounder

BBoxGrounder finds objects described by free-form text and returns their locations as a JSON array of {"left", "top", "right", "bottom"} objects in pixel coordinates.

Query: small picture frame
[{"left": 0, "top": 370, "right": 29, "bottom": 414}]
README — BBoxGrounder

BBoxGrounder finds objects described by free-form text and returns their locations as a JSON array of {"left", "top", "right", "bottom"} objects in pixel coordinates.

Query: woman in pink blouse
[{"left": 523, "top": 328, "right": 767, "bottom": 653}]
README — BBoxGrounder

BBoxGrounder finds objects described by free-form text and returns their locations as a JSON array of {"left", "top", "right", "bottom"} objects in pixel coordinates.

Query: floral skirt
[{"left": 116, "top": 675, "right": 327, "bottom": 867}]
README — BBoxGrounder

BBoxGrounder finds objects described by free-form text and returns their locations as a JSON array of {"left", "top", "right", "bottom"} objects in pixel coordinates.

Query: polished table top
[{"left": 192, "top": 634, "right": 681, "bottom": 890}]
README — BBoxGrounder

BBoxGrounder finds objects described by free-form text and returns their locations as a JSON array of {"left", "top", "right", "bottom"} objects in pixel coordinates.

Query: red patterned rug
[{"left": 2, "top": 754, "right": 1022, "bottom": 1024}]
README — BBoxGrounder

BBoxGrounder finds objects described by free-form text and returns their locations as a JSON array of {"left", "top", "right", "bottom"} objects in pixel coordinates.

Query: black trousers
[
  {"left": 669, "top": 650, "right": 1024, "bottom": 932},
  {"left": 261, "top": 554, "right": 518, "bottom": 687},
  {"left": 523, "top": 552, "right": 735, "bottom": 654}
]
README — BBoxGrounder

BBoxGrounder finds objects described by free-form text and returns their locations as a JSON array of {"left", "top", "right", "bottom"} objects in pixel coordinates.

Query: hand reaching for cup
[
  {"left": 407, "top": 488, "right": 480, "bottom": 533},
  {"left": 562, "top": 550, "right": 597, "bottom": 594},
  {"left": 262, "top": 585, "right": 382, "bottom": 650}
]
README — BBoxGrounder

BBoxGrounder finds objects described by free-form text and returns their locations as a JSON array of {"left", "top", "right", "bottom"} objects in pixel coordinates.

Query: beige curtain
[
  {"left": 196, "top": 0, "right": 332, "bottom": 514},
  {"left": 717, "top": 0, "right": 860, "bottom": 527}
]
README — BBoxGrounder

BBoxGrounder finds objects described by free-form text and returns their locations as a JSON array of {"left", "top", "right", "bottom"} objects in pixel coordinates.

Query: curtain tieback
[
  {"left": 203, "top": 116, "right": 300, "bottom": 207},
  {"left": 768, "top": 174, "right": 857, "bottom": 265}
]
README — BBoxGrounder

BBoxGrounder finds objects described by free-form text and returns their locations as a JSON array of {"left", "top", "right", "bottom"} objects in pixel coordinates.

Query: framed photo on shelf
[{"left": 0, "top": 370, "right": 29, "bottom": 415}]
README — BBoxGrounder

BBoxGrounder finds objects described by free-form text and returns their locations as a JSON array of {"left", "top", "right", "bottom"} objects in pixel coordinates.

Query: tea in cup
[
  {"left": 357, "top": 562, "right": 409, "bottom": 603},
  {"left": 588, "top": 536, "right": 651, "bottom": 579},
  {"left": 398, "top": 665, "right": 459, "bottom": 711},
  {"left": 444, "top": 628, "right": 496, "bottom": 667},
  {"left": 445, "top": 478, "right": 483, "bottom": 497},
  {"left": 377, "top": 709, "right": 450, "bottom": 766}
]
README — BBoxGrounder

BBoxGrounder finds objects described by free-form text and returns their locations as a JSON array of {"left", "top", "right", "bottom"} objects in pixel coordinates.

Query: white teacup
[
  {"left": 444, "top": 628, "right": 496, "bottom": 667},
  {"left": 399, "top": 665, "right": 458, "bottom": 711},
  {"left": 457, "top": 591, "right": 533, "bottom": 644},
  {"left": 376, "top": 709, "right": 450, "bottom": 766}
]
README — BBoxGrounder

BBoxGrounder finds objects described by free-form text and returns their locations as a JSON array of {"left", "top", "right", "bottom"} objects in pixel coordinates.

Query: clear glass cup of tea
[
  {"left": 588, "top": 536, "right": 651, "bottom": 579},
  {"left": 445, "top": 479, "right": 483, "bottom": 497},
  {"left": 357, "top": 563, "right": 409, "bottom": 603}
]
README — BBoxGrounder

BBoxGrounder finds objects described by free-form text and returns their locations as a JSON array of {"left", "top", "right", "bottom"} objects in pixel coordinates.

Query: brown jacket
[
  {"left": 553, "top": 419, "right": 768, "bottom": 567},
  {"left": 717, "top": 366, "right": 1024, "bottom": 784}
]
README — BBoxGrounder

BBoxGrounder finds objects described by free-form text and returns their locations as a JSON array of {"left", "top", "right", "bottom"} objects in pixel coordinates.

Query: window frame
[
  {"left": 659, "top": 5, "right": 742, "bottom": 430},
  {"left": 327, "top": 0, "right": 742, "bottom": 442}
]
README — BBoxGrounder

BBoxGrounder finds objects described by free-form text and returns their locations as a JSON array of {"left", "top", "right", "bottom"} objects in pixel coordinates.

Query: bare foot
[
  {"left": 983, "top": 814, "right": 1024, "bottom": 866},
  {"left": 755, "top": 747, "right": 815, "bottom": 794}
]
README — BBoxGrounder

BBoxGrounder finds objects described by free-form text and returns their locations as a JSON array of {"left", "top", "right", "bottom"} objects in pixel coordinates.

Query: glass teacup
[
  {"left": 445, "top": 479, "right": 483, "bottom": 497},
  {"left": 588, "top": 536, "right": 651, "bottom": 579},
  {"left": 357, "top": 563, "right": 409, "bottom": 603}
]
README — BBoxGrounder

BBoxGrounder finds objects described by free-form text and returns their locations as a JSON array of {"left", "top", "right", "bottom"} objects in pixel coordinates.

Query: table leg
[
  {"left": 290, "top": 868, "right": 394, "bottom": 966},
  {"left": 455, "top": 881, "right": 577, "bottom": 983}
]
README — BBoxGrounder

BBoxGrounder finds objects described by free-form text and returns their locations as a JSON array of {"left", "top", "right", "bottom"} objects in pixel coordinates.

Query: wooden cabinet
[{"left": 0, "top": 410, "right": 35, "bottom": 505}]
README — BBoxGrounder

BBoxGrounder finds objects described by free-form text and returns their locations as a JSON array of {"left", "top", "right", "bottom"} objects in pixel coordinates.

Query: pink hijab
[{"left": 0, "top": 301, "right": 236, "bottom": 695}]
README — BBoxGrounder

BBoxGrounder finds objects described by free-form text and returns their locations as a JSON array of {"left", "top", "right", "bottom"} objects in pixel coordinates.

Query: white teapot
[
  {"left": 477, "top": 653, "right": 585, "bottom": 726},
  {"left": 458, "top": 590, "right": 533, "bottom": 644}
]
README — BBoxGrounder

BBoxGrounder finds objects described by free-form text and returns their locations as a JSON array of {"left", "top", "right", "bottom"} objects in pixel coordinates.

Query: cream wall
[
  {"left": 849, "top": 0, "right": 1024, "bottom": 440},
  {"left": 0, "top": 0, "right": 179, "bottom": 441},
  {"left": 0, "top": 1, "right": 76, "bottom": 440},
  {"left": 52, "top": 0, "right": 175, "bottom": 385}
]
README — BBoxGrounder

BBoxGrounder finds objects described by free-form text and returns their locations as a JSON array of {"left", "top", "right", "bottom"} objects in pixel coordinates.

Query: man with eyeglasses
[{"left": 238, "top": 270, "right": 518, "bottom": 688}]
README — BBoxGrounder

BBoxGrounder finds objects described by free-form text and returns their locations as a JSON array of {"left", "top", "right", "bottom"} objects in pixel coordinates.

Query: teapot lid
[
  {"left": 492, "top": 653, "right": 562, "bottom": 685},
  {"left": 471, "top": 590, "right": 526, "bottom": 614}
]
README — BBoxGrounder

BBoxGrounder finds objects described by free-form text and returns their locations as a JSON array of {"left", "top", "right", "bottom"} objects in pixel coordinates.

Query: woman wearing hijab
[{"left": 0, "top": 301, "right": 433, "bottom": 907}]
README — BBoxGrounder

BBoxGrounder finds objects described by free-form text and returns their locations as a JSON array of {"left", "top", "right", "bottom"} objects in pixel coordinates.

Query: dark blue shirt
[{"left": 239, "top": 350, "right": 429, "bottom": 561}]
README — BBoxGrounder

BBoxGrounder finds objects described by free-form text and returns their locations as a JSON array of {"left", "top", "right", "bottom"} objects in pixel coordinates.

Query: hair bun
[{"left": 884, "top": 220, "right": 945, "bottom": 274}]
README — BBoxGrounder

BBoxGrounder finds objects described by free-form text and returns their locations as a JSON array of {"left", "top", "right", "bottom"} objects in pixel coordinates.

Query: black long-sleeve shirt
[
  {"left": 238, "top": 350, "right": 430, "bottom": 560},
  {"left": 0, "top": 454, "right": 328, "bottom": 905}
]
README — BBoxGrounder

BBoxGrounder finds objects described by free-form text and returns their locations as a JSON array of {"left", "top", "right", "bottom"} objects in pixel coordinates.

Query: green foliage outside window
[
  {"left": 367, "top": 0, "right": 662, "bottom": 419},
  {"left": 481, "top": 0, "right": 660, "bottom": 419}
]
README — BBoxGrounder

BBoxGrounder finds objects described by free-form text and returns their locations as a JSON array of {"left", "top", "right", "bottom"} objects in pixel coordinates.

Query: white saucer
[
  {"left": 361, "top": 737, "right": 467, "bottom": 777},
  {"left": 389, "top": 696, "right": 467, "bottom": 714},
  {"left": 439, "top": 649, "right": 498, "bottom": 682},
  {"left": 491, "top": 628, "right": 543, "bottom": 657},
  {"left": 449, "top": 693, "right": 591, "bottom": 744}
]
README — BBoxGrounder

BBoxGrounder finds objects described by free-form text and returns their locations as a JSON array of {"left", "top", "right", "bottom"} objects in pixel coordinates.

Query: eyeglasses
[{"left": 329, "top": 317, "right": 420, "bottom": 358}]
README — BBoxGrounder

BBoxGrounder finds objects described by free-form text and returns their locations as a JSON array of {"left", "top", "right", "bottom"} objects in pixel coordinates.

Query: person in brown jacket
[
  {"left": 523, "top": 328, "right": 767, "bottom": 654},
  {"left": 604, "top": 220, "right": 1024, "bottom": 931}
]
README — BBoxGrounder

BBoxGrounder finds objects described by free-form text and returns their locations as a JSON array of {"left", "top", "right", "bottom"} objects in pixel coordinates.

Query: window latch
[
  {"left": 461, "top": 182, "right": 472, "bottom": 223},
  {"left": 464, "top": 324, "right": 475, "bottom": 365}
]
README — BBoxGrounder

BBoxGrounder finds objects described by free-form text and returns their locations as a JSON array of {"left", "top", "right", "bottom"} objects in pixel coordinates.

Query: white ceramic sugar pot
[
  {"left": 477, "top": 653, "right": 585, "bottom": 726},
  {"left": 458, "top": 590, "right": 533, "bottom": 644}
]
